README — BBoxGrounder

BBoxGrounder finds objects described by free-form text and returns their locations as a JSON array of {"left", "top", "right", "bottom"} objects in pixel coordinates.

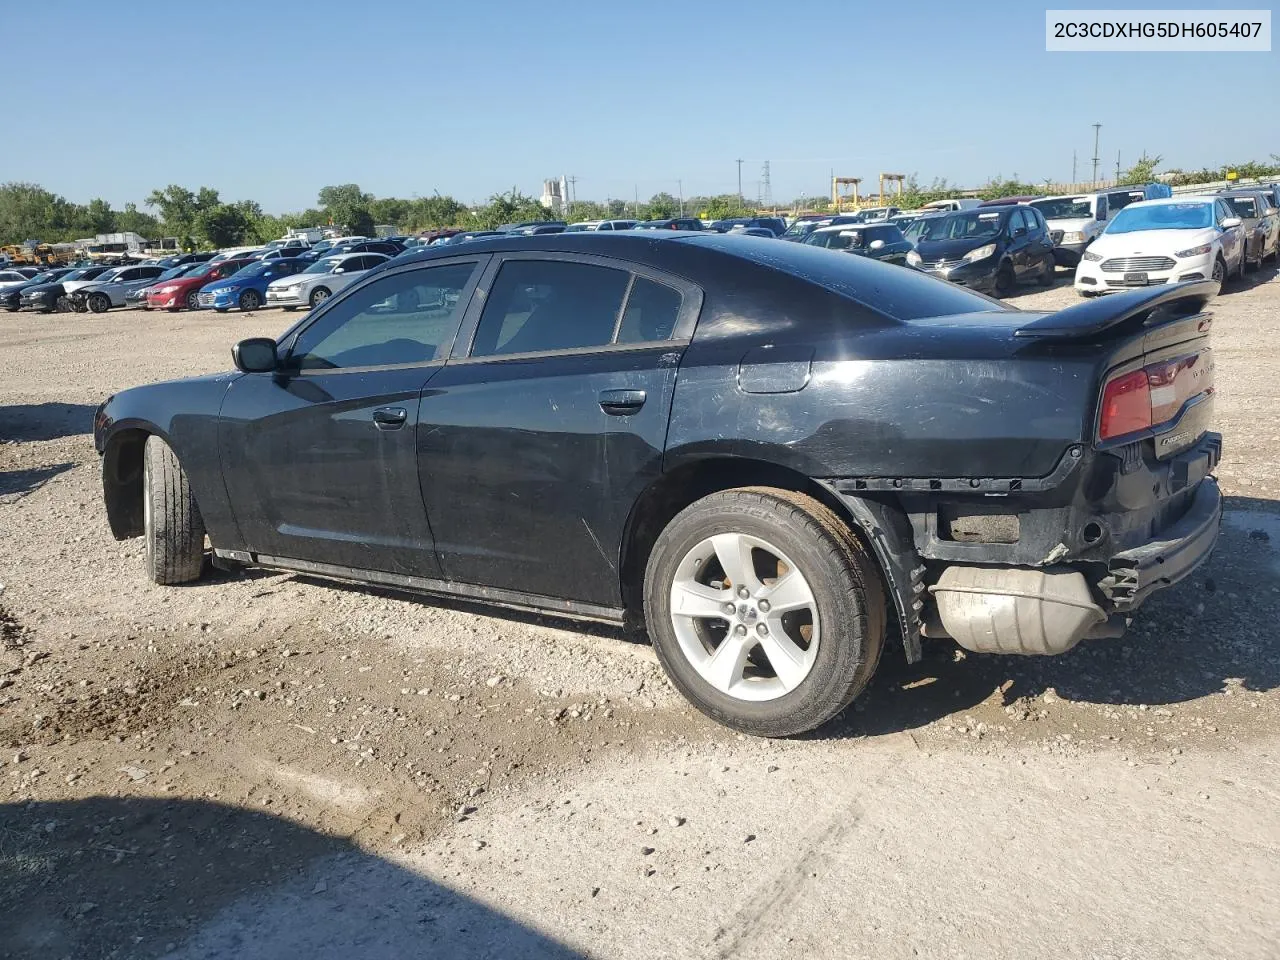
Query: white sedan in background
[
  {"left": 264, "top": 252, "right": 390, "bottom": 310},
  {"left": 1074, "top": 196, "right": 1245, "bottom": 296}
]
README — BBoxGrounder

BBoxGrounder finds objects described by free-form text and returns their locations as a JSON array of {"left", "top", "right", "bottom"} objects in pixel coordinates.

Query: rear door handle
[
  {"left": 599, "top": 389, "right": 646, "bottom": 416},
  {"left": 373, "top": 407, "right": 407, "bottom": 429}
]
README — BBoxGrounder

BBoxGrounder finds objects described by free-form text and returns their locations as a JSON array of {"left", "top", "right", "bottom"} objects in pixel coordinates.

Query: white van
[{"left": 1028, "top": 194, "right": 1112, "bottom": 267}]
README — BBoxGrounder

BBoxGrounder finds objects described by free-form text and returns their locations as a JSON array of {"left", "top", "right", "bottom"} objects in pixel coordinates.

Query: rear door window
[
  {"left": 615, "top": 277, "right": 682, "bottom": 344},
  {"left": 469, "top": 260, "right": 631, "bottom": 357}
]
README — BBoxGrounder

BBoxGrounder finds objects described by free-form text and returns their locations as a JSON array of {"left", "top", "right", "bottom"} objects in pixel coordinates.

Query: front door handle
[
  {"left": 372, "top": 407, "right": 407, "bottom": 429},
  {"left": 599, "top": 389, "right": 646, "bottom": 416}
]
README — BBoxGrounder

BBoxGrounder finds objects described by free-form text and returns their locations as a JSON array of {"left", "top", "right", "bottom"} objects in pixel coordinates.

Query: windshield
[
  {"left": 303, "top": 257, "right": 343, "bottom": 275},
  {"left": 804, "top": 229, "right": 864, "bottom": 250},
  {"left": 93, "top": 268, "right": 122, "bottom": 283},
  {"left": 783, "top": 222, "right": 823, "bottom": 238},
  {"left": 1031, "top": 197, "right": 1093, "bottom": 220},
  {"left": 917, "top": 211, "right": 1004, "bottom": 241},
  {"left": 29, "top": 271, "right": 59, "bottom": 284},
  {"left": 1223, "top": 196, "right": 1259, "bottom": 218},
  {"left": 228, "top": 262, "right": 277, "bottom": 279},
  {"left": 564, "top": 224, "right": 594, "bottom": 232},
  {"left": 1105, "top": 202, "right": 1213, "bottom": 234}
]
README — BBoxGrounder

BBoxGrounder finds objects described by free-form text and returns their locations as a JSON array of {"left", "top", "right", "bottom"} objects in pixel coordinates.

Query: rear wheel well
[
  {"left": 619, "top": 458, "right": 884, "bottom": 625},
  {"left": 102, "top": 428, "right": 151, "bottom": 539}
]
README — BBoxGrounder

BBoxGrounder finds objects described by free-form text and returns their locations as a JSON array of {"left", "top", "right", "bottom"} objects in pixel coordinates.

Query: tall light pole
[
  {"left": 736, "top": 159, "right": 744, "bottom": 209},
  {"left": 677, "top": 179, "right": 684, "bottom": 217},
  {"left": 1091, "top": 123, "right": 1102, "bottom": 186}
]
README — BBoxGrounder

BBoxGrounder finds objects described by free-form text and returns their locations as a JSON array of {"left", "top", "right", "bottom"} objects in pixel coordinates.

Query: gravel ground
[{"left": 1, "top": 265, "right": 1278, "bottom": 959}]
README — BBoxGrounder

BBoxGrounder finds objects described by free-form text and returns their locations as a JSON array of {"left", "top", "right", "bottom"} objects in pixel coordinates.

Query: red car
[{"left": 145, "top": 258, "right": 254, "bottom": 312}]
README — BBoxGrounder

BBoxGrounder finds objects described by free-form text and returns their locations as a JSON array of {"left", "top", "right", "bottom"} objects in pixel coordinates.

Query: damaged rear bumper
[{"left": 1099, "top": 475, "right": 1222, "bottom": 610}]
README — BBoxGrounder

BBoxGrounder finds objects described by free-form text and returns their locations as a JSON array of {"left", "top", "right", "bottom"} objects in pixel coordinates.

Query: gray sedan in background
[{"left": 71, "top": 265, "right": 167, "bottom": 312}]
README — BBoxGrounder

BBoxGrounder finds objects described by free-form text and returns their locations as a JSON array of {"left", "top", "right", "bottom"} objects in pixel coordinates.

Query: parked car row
[{"left": 10, "top": 181, "right": 1278, "bottom": 317}]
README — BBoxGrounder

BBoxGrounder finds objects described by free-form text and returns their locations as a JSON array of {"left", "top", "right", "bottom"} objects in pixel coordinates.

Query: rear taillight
[
  {"left": 1098, "top": 352, "right": 1211, "bottom": 441},
  {"left": 1099, "top": 371, "right": 1150, "bottom": 440}
]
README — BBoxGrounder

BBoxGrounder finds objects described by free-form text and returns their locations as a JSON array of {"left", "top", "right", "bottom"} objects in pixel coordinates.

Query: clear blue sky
[{"left": 8, "top": 0, "right": 1276, "bottom": 211}]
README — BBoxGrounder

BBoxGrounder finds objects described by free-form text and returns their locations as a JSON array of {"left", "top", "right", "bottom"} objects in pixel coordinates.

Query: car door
[
  {"left": 217, "top": 257, "right": 486, "bottom": 575},
  {"left": 1025, "top": 208, "right": 1054, "bottom": 271},
  {"left": 1005, "top": 209, "right": 1029, "bottom": 278},
  {"left": 1215, "top": 199, "right": 1244, "bottom": 270},
  {"left": 417, "top": 253, "right": 701, "bottom": 608}
]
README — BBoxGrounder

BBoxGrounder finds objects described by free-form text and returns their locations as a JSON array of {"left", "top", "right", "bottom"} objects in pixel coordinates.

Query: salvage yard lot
[{"left": 2, "top": 268, "right": 1279, "bottom": 959}]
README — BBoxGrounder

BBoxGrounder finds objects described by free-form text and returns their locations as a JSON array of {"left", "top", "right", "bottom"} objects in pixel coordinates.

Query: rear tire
[
  {"left": 643, "top": 487, "right": 886, "bottom": 737},
  {"left": 143, "top": 435, "right": 206, "bottom": 585}
]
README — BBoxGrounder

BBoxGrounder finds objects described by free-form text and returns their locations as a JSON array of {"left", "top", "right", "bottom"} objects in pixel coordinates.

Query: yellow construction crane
[
  {"left": 878, "top": 173, "right": 906, "bottom": 205},
  {"left": 831, "top": 177, "right": 861, "bottom": 212}
]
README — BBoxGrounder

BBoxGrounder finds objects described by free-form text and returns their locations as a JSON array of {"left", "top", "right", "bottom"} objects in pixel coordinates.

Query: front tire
[
  {"left": 309, "top": 286, "right": 330, "bottom": 308},
  {"left": 88, "top": 293, "right": 110, "bottom": 313},
  {"left": 1038, "top": 255, "right": 1055, "bottom": 286},
  {"left": 643, "top": 487, "right": 886, "bottom": 737},
  {"left": 143, "top": 436, "right": 206, "bottom": 585},
  {"left": 185, "top": 290, "right": 201, "bottom": 311},
  {"left": 1212, "top": 256, "right": 1226, "bottom": 285},
  {"left": 239, "top": 289, "right": 260, "bottom": 312},
  {"left": 994, "top": 261, "right": 1016, "bottom": 296}
]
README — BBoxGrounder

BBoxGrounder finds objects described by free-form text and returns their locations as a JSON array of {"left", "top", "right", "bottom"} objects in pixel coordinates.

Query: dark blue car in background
[{"left": 198, "top": 258, "right": 307, "bottom": 312}]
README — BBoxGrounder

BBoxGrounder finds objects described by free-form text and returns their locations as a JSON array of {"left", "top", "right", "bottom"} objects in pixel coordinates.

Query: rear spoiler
[{"left": 1014, "top": 280, "right": 1217, "bottom": 340}]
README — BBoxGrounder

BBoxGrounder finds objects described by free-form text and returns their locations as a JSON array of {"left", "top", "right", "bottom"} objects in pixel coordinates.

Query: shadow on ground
[
  {"left": 0, "top": 462, "right": 74, "bottom": 499},
  {"left": 0, "top": 402, "right": 97, "bottom": 441},
  {"left": 832, "top": 494, "right": 1280, "bottom": 737},
  {"left": 200, "top": 495, "right": 1280, "bottom": 744},
  {"left": 0, "top": 797, "right": 584, "bottom": 960}
]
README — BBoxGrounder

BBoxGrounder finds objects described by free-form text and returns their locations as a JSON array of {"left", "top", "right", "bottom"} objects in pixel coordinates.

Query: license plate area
[{"left": 1124, "top": 272, "right": 1148, "bottom": 283}]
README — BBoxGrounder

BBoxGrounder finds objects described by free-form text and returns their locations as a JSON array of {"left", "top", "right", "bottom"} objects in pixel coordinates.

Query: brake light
[
  {"left": 1099, "top": 371, "right": 1151, "bottom": 440},
  {"left": 1098, "top": 352, "right": 1211, "bottom": 441}
]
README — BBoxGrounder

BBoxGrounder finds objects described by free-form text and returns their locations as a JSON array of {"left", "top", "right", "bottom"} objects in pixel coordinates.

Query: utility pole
[
  {"left": 677, "top": 179, "right": 684, "bottom": 217},
  {"left": 567, "top": 176, "right": 578, "bottom": 206},
  {"left": 634, "top": 184, "right": 639, "bottom": 218},
  {"left": 761, "top": 160, "right": 772, "bottom": 209},
  {"left": 1115, "top": 151, "right": 1121, "bottom": 182},
  {"left": 1072, "top": 150, "right": 1077, "bottom": 184},
  {"left": 736, "top": 159, "right": 744, "bottom": 209},
  {"left": 1091, "top": 123, "right": 1102, "bottom": 186}
]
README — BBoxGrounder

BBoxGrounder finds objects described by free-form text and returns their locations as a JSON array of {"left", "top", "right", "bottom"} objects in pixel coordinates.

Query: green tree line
[{"left": 4, "top": 155, "right": 1279, "bottom": 248}]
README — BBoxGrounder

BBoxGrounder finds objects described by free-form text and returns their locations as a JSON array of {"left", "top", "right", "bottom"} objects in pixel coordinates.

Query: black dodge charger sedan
[{"left": 94, "top": 233, "right": 1221, "bottom": 736}]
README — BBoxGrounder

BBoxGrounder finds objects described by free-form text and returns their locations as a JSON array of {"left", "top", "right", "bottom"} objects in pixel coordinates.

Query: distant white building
[{"left": 540, "top": 178, "right": 564, "bottom": 211}]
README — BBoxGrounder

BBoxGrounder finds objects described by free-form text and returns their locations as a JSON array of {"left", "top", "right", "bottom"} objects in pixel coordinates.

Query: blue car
[{"left": 197, "top": 258, "right": 307, "bottom": 312}]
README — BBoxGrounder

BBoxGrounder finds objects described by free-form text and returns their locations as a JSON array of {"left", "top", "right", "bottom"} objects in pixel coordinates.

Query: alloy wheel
[{"left": 668, "top": 532, "right": 819, "bottom": 702}]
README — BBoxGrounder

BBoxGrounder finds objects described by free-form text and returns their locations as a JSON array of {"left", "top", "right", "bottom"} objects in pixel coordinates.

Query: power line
[{"left": 1091, "top": 123, "right": 1102, "bottom": 186}]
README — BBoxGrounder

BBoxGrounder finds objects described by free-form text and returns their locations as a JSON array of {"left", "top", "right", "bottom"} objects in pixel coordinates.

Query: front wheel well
[
  {"left": 102, "top": 428, "right": 151, "bottom": 539},
  {"left": 619, "top": 458, "right": 889, "bottom": 626}
]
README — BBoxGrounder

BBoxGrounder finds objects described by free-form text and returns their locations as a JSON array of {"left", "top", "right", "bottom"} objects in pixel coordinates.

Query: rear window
[{"left": 712, "top": 237, "right": 1006, "bottom": 320}]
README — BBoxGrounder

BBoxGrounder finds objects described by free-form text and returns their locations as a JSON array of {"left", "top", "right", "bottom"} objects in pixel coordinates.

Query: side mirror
[
  {"left": 333, "top": 268, "right": 345, "bottom": 274},
  {"left": 1221, "top": 217, "right": 1242, "bottom": 229},
  {"left": 868, "top": 239, "right": 886, "bottom": 250},
  {"left": 232, "top": 337, "right": 278, "bottom": 373},
  {"left": 1014, "top": 226, "right": 1028, "bottom": 237}
]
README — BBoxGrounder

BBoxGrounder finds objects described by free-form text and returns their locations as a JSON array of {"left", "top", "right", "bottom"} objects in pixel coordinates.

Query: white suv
[{"left": 1074, "top": 196, "right": 1245, "bottom": 296}]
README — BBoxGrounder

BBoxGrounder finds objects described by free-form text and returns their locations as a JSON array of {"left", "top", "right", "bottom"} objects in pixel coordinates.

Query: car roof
[{"left": 1121, "top": 196, "right": 1215, "bottom": 209}]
